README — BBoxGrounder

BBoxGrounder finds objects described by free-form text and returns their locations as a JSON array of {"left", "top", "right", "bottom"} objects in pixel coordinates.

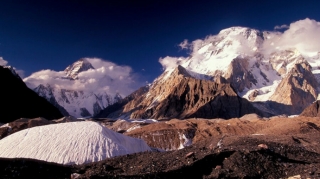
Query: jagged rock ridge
[{"left": 97, "top": 65, "right": 266, "bottom": 120}]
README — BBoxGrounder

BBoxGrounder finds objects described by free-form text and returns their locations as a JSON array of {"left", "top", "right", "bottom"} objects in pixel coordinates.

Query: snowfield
[{"left": 0, "top": 121, "right": 151, "bottom": 165}]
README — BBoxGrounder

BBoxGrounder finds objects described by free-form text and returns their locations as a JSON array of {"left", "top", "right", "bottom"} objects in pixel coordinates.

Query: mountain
[
  {"left": 97, "top": 65, "right": 267, "bottom": 119},
  {"left": 64, "top": 58, "right": 94, "bottom": 80},
  {"left": 26, "top": 58, "right": 122, "bottom": 118},
  {"left": 98, "top": 26, "right": 320, "bottom": 119},
  {"left": 0, "top": 121, "right": 151, "bottom": 165},
  {"left": 0, "top": 66, "right": 63, "bottom": 123}
]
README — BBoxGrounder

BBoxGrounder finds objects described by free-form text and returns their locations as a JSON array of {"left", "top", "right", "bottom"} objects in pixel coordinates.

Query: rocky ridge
[
  {"left": 300, "top": 100, "right": 320, "bottom": 117},
  {"left": 97, "top": 65, "right": 265, "bottom": 120}
]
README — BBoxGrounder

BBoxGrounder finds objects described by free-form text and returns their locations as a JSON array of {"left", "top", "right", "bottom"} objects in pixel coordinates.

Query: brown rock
[
  {"left": 185, "top": 152, "right": 194, "bottom": 158},
  {"left": 258, "top": 144, "right": 268, "bottom": 149},
  {"left": 248, "top": 90, "right": 259, "bottom": 101},
  {"left": 99, "top": 65, "right": 265, "bottom": 120},
  {"left": 269, "top": 61, "right": 318, "bottom": 115},
  {"left": 224, "top": 58, "right": 257, "bottom": 92},
  {"left": 300, "top": 100, "right": 320, "bottom": 117}
]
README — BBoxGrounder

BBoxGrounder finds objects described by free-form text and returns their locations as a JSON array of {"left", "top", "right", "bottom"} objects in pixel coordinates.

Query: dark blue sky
[{"left": 0, "top": 0, "right": 320, "bottom": 82}]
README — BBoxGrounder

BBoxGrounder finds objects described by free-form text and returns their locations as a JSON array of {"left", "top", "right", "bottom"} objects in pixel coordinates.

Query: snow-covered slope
[
  {"left": 24, "top": 58, "right": 124, "bottom": 118},
  {"left": 0, "top": 121, "right": 151, "bottom": 165},
  {"left": 34, "top": 84, "right": 121, "bottom": 117}
]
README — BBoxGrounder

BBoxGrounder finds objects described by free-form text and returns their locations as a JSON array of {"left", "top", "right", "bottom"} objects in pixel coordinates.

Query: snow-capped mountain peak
[
  {"left": 156, "top": 24, "right": 320, "bottom": 116},
  {"left": 64, "top": 58, "right": 95, "bottom": 79}
]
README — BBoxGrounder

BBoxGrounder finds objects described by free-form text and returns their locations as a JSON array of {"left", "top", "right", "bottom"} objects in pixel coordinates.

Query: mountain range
[
  {"left": 97, "top": 27, "right": 320, "bottom": 119},
  {"left": 8, "top": 26, "right": 320, "bottom": 120}
]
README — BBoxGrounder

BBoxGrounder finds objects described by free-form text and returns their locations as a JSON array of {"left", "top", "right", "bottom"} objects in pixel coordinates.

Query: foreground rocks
[
  {"left": 1, "top": 133, "right": 320, "bottom": 179},
  {"left": 1, "top": 116, "right": 320, "bottom": 178}
]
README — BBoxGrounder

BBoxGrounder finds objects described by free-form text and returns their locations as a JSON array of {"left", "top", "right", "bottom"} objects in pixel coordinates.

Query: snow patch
[
  {"left": 126, "top": 125, "right": 141, "bottom": 132},
  {"left": 178, "top": 133, "right": 192, "bottom": 149},
  {"left": 0, "top": 123, "right": 10, "bottom": 128},
  {"left": 131, "top": 119, "right": 159, "bottom": 124}
]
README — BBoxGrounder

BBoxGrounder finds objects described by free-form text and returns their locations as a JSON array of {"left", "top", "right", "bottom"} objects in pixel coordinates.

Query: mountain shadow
[{"left": 0, "top": 66, "right": 63, "bottom": 123}]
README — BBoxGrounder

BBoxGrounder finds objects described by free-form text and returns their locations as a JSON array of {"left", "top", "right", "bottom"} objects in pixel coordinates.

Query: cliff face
[{"left": 269, "top": 61, "right": 319, "bottom": 114}]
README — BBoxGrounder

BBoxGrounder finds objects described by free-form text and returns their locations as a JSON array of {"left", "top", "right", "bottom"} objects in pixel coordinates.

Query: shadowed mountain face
[
  {"left": 0, "top": 66, "right": 63, "bottom": 123},
  {"left": 300, "top": 100, "right": 320, "bottom": 117},
  {"left": 96, "top": 65, "right": 267, "bottom": 120}
]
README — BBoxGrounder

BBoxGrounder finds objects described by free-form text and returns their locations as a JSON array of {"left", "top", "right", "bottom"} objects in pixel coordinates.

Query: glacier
[{"left": 0, "top": 121, "right": 151, "bottom": 165}]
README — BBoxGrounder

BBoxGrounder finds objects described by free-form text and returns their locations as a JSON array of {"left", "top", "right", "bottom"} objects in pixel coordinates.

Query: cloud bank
[
  {"left": 160, "top": 18, "right": 320, "bottom": 71},
  {"left": 24, "top": 58, "right": 145, "bottom": 97},
  {"left": 0, "top": 57, "right": 8, "bottom": 66},
  {"left": 264, "top": 18, "right": 320, "bottom": 56}
]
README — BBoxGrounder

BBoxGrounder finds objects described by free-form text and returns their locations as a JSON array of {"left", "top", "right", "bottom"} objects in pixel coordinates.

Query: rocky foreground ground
[{"left": 1, "top": 116, "right": 320, "bottom": 179}]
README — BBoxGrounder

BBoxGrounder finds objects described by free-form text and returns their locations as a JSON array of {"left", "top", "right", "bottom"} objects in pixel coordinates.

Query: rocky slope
[
  {"left": 95, "top": 85, "right": 149, "bottom": 119},
  {"left": 269, "top": 61, "right": 318, "bottom": 114},
  {"left": 97, "top": 65, "right": 266, "bottom": 120},
  {"left": 300, "top": 100, "right": 320, "bottom": 117},
  {"left": 0, "top": 66, "right": 63, "bottom": 123}
]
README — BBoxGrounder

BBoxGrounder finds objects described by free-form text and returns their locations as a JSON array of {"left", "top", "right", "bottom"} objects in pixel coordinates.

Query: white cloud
[
  {"left": 159, "top": 56, "right": 186, "bottom": 71},
  {"left": 178, "top": 39, "right": 190, "bottom": 50},
  {"left": 0, "top": 57, "right": 8, "bottom": 66},
  {"left": 160, "top": 18, "right": 320, "bottom": 73},
  {"left": 0, "top": 57, "right": 25, "bottom": 78},
  {"left": 23, "top": 58, "right": 145, "bottom": 97},
  {"left": 263, "top": 18, "right": 320, "bottom": 56},
  {"left": 274, "top": 24, "right": 289, "bottom": 30}
]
